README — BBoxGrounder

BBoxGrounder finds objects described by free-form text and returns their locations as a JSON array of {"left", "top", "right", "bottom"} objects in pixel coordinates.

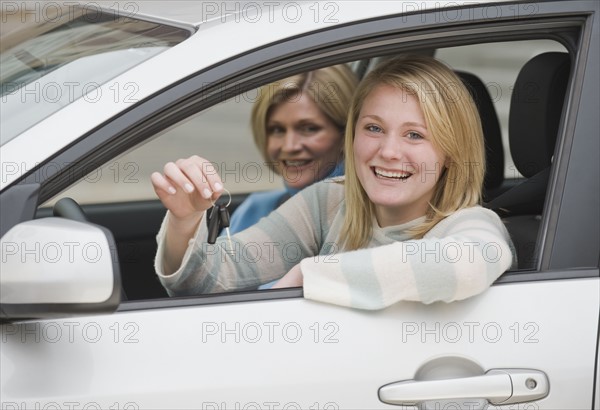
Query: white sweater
[{"left": 155, "top": 178, "right": 515, "bottom": 310}]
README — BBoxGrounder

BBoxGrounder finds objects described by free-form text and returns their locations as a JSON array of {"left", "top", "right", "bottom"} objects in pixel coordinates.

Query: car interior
[
  {"left": 35, "top": 39, "right": 573, "bottom": 302},
  {"left": 486, "top": 51, "right": 570, "bottom": 269}
]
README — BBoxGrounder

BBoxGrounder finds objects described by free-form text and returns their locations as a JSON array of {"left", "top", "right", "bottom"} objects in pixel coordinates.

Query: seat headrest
[
  {"left": 456, "top": 71, "right": 504, "bottom": 191},
  {"left": 509, "top": 52, "right": 570, "bottom": 177}
]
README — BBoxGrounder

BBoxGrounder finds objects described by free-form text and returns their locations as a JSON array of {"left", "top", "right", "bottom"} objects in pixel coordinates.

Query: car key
[
  {"left": 206, "top": 206, "right": 220, "bottom": 244},
  {"left": 219, "top": 204, "right": 234, "bottom": 254}
]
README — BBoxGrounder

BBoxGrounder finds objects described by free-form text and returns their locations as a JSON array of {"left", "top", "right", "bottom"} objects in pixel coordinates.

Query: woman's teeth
[
  {"left": 284, "top": 160, "right": 311, "bottom": 167},
  {"left": 374, "top": 167, "right": 411, "bottom": 180}
]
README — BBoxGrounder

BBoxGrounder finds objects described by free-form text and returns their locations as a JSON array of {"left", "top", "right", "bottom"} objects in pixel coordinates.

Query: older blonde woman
[
  {"left": 151, "top": 55, "right": 515, "bottom": 310},
  {"left": 228, "top": 64, "right": 358, "bottom": 234}
]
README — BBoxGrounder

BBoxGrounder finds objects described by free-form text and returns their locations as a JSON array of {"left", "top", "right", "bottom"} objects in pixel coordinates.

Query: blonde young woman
[
  {"left": 151, "top": 55, "right": 515, "bottom": 310},
  {"left": 228, "top": 65, "right": 358, "bottom": 234}
]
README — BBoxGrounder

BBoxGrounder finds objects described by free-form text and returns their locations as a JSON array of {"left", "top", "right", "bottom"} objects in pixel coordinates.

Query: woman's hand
[
  {"left": 151, "top": 156, "right": 224, "bottom": 274},
  {"left": 272, "top": 263, "right": 304, "bottom": 288},
  {"left": 151, "top": 156, "right": 224, "bottom": 221}
]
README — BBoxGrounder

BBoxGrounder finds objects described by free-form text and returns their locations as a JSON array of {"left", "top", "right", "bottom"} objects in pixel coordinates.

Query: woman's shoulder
[
  {"left": 431, "top": 205, "right": 507, "bottom": 235},
  {"left": 233, "top": 189, "right": 288, "bottom": 215},
  {"left": 298, "top": 176, "right": 345, "bottom": 203},
  {"left": 243, "top": 189, "right": 288, "bottom": 204},
  {"left": 229, "top": 189, "right": 287, "bottom": 233},
  {"left": 449, "top": 205, "right": 503, "bottom": 222}
]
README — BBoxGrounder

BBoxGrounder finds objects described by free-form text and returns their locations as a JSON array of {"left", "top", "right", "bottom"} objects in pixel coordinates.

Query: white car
[{"left": 1, "top": 1, "right": 598, "bottom": 408}]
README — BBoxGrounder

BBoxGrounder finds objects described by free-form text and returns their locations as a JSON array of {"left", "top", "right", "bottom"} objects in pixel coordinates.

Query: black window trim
[{"left": 539, "top": 3, "right": 599, "bottom": 272}]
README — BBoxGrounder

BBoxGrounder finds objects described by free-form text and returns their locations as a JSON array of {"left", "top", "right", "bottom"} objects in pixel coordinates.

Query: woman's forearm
[{"left": 163, "top": 211, "right": 203, "bottom": 275}]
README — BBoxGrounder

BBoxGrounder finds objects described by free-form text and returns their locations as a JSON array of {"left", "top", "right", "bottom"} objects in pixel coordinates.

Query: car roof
[{"left": 100, "top": 1, "right": 274, "bottom": 27}]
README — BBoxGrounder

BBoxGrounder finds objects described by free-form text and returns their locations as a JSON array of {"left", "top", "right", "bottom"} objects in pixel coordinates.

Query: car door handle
[{"left": 379, "top": 369, "right": 549, "bottom": 405}]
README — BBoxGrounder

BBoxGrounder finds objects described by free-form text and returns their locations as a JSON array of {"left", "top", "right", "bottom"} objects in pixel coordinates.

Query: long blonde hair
[
  {"left": 341, "top": 55, "right": 485, "bottom": 250},
  {"left": 251, "top": 65, "right": 358, "bottom": 174}
]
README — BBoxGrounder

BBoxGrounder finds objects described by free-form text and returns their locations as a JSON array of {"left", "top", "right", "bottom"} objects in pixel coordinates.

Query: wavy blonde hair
[
  {"left": 251, "top": 64, "right": 358, "bottom": 174},
  {"left": 340, "top": 55, "right": 485, "bottom": 250}
]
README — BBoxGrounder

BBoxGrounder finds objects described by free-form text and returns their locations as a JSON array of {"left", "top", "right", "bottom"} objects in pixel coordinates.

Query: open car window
[
  {"left": 38, "top": 37, "right": 574, "bottom": 302},
  {"left": 51, "top": 40, "right": 566, "bottom": 205}
]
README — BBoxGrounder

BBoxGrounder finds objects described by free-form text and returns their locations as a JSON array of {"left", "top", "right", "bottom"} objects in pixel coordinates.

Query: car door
[{"left": 1, "top": 1, "right": 599, "bottom": 408}]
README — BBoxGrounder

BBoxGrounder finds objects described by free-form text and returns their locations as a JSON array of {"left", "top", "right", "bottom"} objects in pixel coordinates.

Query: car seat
[
  {"left": 485, "top": 52, "right": 571, "bottom": 269},
  {"left": 456, "top": 70, "right": 505, "bottom": 199}
]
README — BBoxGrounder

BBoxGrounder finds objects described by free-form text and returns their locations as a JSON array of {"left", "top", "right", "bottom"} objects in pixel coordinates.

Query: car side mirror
[{"left": 0, "top": 218, "right": 121, "bottom": 321}]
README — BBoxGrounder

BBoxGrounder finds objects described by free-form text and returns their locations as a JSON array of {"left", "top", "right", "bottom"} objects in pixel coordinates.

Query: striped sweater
[{"left": 155, "top": 178, "right": 515, "bottom": 310}]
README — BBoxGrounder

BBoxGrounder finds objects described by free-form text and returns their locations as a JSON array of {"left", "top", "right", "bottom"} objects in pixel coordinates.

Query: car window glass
[{"left": 0, "top": 5, "right": 190, "bottom": 146}]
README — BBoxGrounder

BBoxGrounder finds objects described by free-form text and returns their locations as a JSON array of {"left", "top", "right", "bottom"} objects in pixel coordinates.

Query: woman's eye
[
  {"left": 298, "top": 124, "right": 321, "bottom": 135},
  {"left": 366, "top": 124, "right": 382, "bottom": 133},
  {"left": 407, "top": 131, "right": 423, "bottom": 140},
  {"left": 267, "top": 126, "right": 285, "bottom": 136}
]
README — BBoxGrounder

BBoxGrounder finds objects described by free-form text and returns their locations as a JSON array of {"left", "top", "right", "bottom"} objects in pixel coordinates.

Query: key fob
[
  {"left": 207, "top": 206, "right": 220, "bottom": 244},
  {"left": 219, "top": 205, "right": 230, "bottom": 228}
]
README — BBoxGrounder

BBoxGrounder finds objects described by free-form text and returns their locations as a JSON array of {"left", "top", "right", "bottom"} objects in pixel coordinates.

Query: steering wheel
[
  {"left": 52, "top": 197, "right": 128, "bottom": 301},
  {"left": 52, "top": 197, "right": 88, "bottom": 222}
]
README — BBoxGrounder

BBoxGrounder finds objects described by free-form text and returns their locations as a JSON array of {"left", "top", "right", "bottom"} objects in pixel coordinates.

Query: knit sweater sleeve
[
  {"left": 154, "top": 182, "right": 332, "bottom": 296},
  {"left": 227, "top": 190, "right": 286, "bottom": 234},
  {"left": 301, "top": 207, "right": 515, "bottom": 310}
]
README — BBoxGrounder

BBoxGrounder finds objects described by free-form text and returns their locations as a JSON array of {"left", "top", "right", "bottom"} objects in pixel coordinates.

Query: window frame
[{"left": 6, "top": 2, "right": 596, "bottom": 311}]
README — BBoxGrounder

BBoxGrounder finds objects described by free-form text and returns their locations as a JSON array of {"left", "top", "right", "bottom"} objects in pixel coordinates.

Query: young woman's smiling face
[
  {"left": 266, "top": 92, "right": 343, "bottom": 190},
  {"left": 353, "top": 84, "right": 447, "bottom": 227}
]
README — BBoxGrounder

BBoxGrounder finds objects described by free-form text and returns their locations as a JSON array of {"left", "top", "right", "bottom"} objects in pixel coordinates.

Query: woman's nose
[
  {"left": 281, "top": 130, "right": 301, "bottom": 152},
  {"left": 378, "top": 135, "right": 403, "bottom": 160}
]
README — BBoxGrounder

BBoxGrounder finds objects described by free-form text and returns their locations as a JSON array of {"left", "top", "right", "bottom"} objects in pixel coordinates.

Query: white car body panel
[{"left": 1, "top": 278, "right": 597, "bottom": 408}]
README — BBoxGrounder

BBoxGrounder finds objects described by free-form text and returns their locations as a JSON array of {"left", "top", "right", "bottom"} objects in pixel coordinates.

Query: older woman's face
[
  {"left": 266, "top": 92, "right": 343, "bottom": 190},
  {"left": 353, "top": 84, "right": 446, "bottom": 227}
]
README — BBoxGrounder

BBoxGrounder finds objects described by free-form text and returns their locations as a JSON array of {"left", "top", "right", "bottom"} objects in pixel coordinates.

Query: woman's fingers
[
  {"left": 163, "top": 157, "right": 222, "bottom": 199},
  {"left": 163, "top": 161, "right": 196, "bottom": 195},
  {"left": 150, "top": 171, "right": 176, "bottom": 196},
  {"left": 197, "top": 159, "right": 224, "bottom": 198},
  {"left": 174, "top": 157, "right": 215, "bottom": 199},
  {"left": 152, "top": 156, "right": 225, "bottom": 214}
]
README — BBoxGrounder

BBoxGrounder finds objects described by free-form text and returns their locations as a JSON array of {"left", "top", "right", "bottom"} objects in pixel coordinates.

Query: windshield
[{"left": 0, "top": 5, "right": 191, "bottom": 146}]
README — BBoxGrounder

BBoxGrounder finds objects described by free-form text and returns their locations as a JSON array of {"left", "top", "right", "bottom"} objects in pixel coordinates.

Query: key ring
[
  {"left": 207, "top": 187, "right": 234, "bottom": 250},
  {"left": 210, "top": 187, "right": 231, "bottom": 208}
]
